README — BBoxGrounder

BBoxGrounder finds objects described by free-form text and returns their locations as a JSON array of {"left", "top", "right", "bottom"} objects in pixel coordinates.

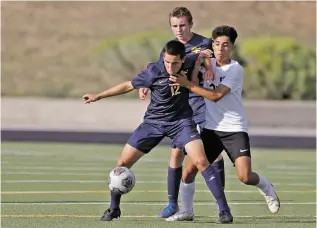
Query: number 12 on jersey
[{"left": 171, "top": 85, "right": 181, "bottom": 96}]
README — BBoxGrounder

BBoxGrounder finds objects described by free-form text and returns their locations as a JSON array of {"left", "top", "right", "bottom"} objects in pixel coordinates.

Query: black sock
[{"left": 110, "top": 191, "right": 122, "bottom": 209}]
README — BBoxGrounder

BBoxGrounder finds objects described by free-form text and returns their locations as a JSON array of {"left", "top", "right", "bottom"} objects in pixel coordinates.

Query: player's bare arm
[
  {"left": 170, "top": 74, "right": 230, "bottom": 102},
  {"left": 189, "top": 57, "right": 204, "bottom": 85},
  {"left": 198, "top": 49, "right": 214, "bottom": 81},
  {"left": 138, "top": 88, "right": 148, "bottom": 100},
  {"left": 83, "top": 81, "right": 135, "bottom": 104}
]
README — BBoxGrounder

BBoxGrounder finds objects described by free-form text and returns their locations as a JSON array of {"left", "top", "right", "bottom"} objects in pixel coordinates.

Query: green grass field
[{"left": 1, "top": 142, "right": 316, "bottom": 228}]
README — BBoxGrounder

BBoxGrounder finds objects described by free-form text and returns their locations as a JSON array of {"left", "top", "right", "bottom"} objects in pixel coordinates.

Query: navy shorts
[{"left": 127, "top": 118, "right": 200, "bottom": 153}]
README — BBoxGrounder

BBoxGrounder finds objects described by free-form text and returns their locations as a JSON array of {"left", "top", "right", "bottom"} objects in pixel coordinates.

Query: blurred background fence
[{"left": 1, "top": 1, "right": 316, "bottom": 148}]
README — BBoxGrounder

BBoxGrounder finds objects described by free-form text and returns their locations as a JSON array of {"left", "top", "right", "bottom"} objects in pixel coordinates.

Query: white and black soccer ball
[{"left": 108, "top": 167, "right": 136, "bottom": 194}]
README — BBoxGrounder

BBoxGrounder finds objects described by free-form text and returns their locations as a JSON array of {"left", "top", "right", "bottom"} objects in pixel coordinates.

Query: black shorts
[{"left": 200, "top": 129, "right": 251, "bottom": 164}]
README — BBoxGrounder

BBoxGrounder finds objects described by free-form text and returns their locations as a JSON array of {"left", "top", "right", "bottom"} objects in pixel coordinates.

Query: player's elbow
[{"left": 125, "top": 81, "right": 136, "bottom": 91}]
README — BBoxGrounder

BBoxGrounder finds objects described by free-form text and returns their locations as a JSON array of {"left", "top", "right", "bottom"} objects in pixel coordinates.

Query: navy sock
[
  {"left": 110, "top": 191, "right": 122, "bottom": 209},
  {"left": 201, "top": 165, "right": 229, "bottom": 212},
  {"left": 212, "top": 158, "right": 225, "bottom": 189},
  {"left": 167, "top": 166, "right": 182, "bottom": 204}
]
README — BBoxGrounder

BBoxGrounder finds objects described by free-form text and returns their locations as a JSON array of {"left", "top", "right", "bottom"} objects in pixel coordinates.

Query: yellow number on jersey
[{"left": 171, "top": 85, "right": 181, "bottom": 96}]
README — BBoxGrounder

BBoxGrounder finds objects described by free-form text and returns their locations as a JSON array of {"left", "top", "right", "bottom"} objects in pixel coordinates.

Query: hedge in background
[
  {"left": 96, "top": 34, "right": 315, "bottom": 100},
  {"left": 239, "top": 37, "right": 316, "bottom": 100}
]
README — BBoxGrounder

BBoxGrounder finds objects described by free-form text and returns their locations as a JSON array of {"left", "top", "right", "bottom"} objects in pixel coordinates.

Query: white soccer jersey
[{"left": 203, "top": 58, "right": 248, "bottom": 132}]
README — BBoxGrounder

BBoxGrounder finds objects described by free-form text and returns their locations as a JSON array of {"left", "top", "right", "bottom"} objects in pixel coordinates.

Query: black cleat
[
  {"left": 100, "top": 208, "right": 121, "bottom": 221},
  {"left": 216, "top": 210, "right": 233, "bottom": 224}
]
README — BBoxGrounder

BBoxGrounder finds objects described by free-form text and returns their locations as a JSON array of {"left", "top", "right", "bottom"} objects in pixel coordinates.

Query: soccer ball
[{"left": 108, "top": 167, "right": 136, "bottom": 194}]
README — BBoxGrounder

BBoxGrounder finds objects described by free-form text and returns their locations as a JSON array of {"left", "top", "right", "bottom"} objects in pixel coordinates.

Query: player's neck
[
  {"left": 216, "top": 58, "right": 231, "bottom": 67},
  {"left": 178, "top": 32, "right": 194, "bottom": 44}
]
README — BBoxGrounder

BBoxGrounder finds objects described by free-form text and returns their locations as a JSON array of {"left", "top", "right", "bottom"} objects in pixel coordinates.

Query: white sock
[
  {"left": 180, "top": 181, "right": 195, "bottom": 213},
  {"left": 256, "top": 174, "right": 270, "bottom": 192}
]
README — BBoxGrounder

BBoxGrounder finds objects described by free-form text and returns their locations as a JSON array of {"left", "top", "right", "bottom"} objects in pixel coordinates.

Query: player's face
[
  {"left": 212, "top": 36, "right": 233, "bottom": 62},
  {"left": 170, "top": 16, "right": 193, "bottom": 42},
  {"left": 163, "top": 52, "right": 185, "bottom": 75}
]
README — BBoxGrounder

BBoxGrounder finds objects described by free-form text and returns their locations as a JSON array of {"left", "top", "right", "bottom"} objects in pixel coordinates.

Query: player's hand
[
  {"left": 200, "top": 49, "right": 213, "bottom": 58},
  {"left": 195, "top": 49, "right": 212, "bottom": 66},
  {"left": 139, "top": 88, "right": 148, "bottom": 100},
  {"left": 198, "top": 49, "right": 214, "bottom": 82},
  {"left": 203, "top": 68, "right": 214, "bottom": 83},
  {"left": 169, "top": 71, "right": 190, "bottom": 87},
  {"left": 82, "top": 94, "right": 99, "bottom": 104}
]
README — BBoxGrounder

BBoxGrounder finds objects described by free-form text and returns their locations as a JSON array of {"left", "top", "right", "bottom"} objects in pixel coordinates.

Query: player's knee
[
  {"left": 170, "top": 150, "right": 185, "bottom": 167},
  {"left": 237, "top": 173, "right": 252, "bottom": 185},
  {"left": 116, "top": 159, "right": 124, "bottom": 167},
  {"left": 116, "top": 159, "right": 131, "bottom": 169},
  {"left": 193, "top": 158, "right": 209, "bottom": 172},
  {"left": 215, "top": 154, "right": 223, "bottom": 162},
  {"left": 182, "top": 168, "right": 198, "bottom": 183}
]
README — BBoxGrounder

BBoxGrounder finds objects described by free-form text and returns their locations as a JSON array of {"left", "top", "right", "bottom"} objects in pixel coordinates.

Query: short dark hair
[
  {"left": 162, "top": 40, "right": 186, "bottom": 59},
  {"left": 169, "top": 7, "right": 193, "bottom": 25},
  {"left": 212, "top": 25, "right": 238, "bottom": 44}
]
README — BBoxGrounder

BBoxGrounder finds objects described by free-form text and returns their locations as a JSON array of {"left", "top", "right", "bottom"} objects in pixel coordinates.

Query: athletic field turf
[{"left": 1, "top": 142, "right": 316, "bottom": 228}]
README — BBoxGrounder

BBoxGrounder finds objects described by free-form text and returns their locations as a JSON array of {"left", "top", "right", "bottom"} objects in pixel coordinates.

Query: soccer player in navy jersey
[
  {"left": 139, "top": 7, "right": 226, "bottom": 218},
  {"left": 83, "top": 40, "right": 233, "bottom": 224}
]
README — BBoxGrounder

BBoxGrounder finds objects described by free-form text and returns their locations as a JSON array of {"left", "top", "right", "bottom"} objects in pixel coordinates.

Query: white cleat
[
  {"left": 259, "top": 182, "right": 280, "bottom": 213},
  {"left": 165, "top": 211, "right": 195, "bottom": 221}
]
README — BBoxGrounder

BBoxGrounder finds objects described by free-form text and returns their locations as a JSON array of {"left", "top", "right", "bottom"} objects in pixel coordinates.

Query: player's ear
[
  {"left": 182, "top": 56, "right": 186, "bottom": 63},
  {"left": 189, "top": 21, "right": 193, "bottom": 30}
]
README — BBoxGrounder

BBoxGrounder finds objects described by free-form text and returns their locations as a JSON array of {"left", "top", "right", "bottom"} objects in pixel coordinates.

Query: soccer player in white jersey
[{"left": 168, "top": 25, "right": 280, "bottom": 221}]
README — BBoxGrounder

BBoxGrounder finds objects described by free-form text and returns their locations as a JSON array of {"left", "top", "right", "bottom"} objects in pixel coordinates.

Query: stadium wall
[{"left": 1, "top": 98, "right": 316, "bottom": 149}]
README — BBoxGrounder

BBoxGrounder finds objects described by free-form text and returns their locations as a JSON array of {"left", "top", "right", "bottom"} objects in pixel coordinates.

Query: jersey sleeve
[
  {"left": 205, "top": 38, "right": 213, "bottom": 49},
  {"left": 220, "top": 65, "right": 244, "bottom": 92},
  {"left": 131, "top": 63, "right": 157, "bottom": 89}
]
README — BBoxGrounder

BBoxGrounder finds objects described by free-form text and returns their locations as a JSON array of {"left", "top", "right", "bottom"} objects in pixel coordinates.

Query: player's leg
[
  {"left": 167, "top": 126, "right": 229, "bottom": 222},
  {"left": 220, "top": 131, "right": 280, "bottom": 214},
  {"left": 101, "top": 122, "right": 165, "bottom": 221},
  {"left": 169, "top": 130, "right": 223, "bottom": 220},
  {"left": 212, "top": 154, "right": 225, "bottom": 189},
  {"left": 180, "top": 157, "right": 198, "bottom": 213},
  {"left": 166, "top": 157, "right": 198, "bottom": 221},
  {"left": 158, "top": 148, "right": 184, "bottom": 218},
  {"left": 168, "top": 148, "right": 184, "bottom": 205},
  {"left": 168, "top": 120, "right": 233, "bottom": 223},
  {"left": 185, "top": 139, "right": 233, "bottom": 223}
]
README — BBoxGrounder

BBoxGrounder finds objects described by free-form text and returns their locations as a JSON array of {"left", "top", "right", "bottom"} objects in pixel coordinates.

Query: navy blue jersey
[
  {"left": 158, "top": 33, "right": 212, "bottom": 124},
  {"left": 132, "top": 60, "right": 194, "bottom": 123},
  {"left": 184, "top": 33, "right": 212, "bottom": 124}
]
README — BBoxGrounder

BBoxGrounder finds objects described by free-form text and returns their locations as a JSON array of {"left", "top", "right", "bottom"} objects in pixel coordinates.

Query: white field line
[
  {"left": 3, "top": 160, "right": 313, "bottom": 171},
  {"left": 1, "top": 180, "right": 315, "bottom": 186},
  {"left": 2, "top": 171, "right": 314, "bottom": 180},
  {"left": 1, "top": 166, "right": 168, "bottom": 172},
  {"left": 2, "top": 158, "right": 170, "bottom": 164},
  {"left": 1, "top": 214, "right": 316, "bottom": 218},
  {"left": 1, "top": 189, "right": 315, "bottom": 194},
  {"left": 266, "top": 165, "right": 315, "bottom": 170},
  {"left": 2, "top": 202, "right": 316, "bottom": 206},
  {"left": 1, "top": 171, "right": 164, "bottom": 177},
  {"left": 2, "top": 165, "right": 316, "bottom": 176}
]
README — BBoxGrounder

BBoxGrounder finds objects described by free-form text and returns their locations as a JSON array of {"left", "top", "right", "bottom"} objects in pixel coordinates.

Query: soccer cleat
[
  {"left": 100, "top": 208, "right": 121, "bottom": 221},
  {"left": 165, "top": 211, "right": 194, "bottom": 221},
  {"left": 216, "top": 210, "right": 233, "bottom": 224},
  {"left": 258, "top": 182, "right": 280, "bottom": 213},
  {"left": 157, "top": 202, "right": 179, "bottom": 218}
]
